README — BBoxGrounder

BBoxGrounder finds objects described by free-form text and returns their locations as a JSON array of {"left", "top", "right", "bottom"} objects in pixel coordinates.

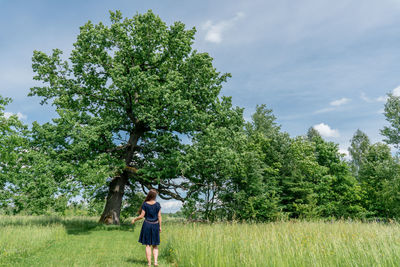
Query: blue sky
[{"left": 2, "top": 0, "right": 400, "bottom": 212}]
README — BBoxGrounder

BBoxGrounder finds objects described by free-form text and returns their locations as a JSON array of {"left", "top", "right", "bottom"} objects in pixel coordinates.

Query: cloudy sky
[{"left": 2, "top": 0, "right": 400, "bottom": 212}]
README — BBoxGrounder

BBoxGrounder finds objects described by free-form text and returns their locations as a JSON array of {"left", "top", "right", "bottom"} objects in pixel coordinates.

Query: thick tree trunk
[
  {"left": 99, "top": 172, "right": 129, "bottom": 225},
  {"left": 99, "top": 129, "right": 141, "bottom": 224}
]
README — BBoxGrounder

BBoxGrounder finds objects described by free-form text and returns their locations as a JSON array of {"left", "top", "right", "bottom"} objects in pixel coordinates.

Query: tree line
[{"left": 1, "top": 10, "right": 400, "bottom": 223}]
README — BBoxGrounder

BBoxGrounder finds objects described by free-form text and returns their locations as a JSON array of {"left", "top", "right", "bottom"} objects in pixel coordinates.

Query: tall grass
[
  {"left": 1, "top": 216, "right": 400, "bottom": 266},
  {"left": 162, "top": 220, "right": 400, "bottom": 266},
  {"left": 0, "top": 216, "right": 67, "bottom": 265}
]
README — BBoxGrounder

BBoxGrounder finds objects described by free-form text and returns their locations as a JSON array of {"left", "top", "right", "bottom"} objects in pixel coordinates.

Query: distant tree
[
  {"left": 381, "top": 93, "right": 400, "bottom": 150},
  {"left": 231, "top": 105, "right": 284, "bottom": 221},
  {"left": 29, "top": 10, "right": 236, "bottom": 224},
  {"left": 306, "top": 127, "right": 321, "bottom": 141},
  {"left": 380, "top": 170, "right": 400, "bottom": 218},
  {"left": 279, "top": 130, "right": 365, "bottom": 219},
  {"left": 181, "top": 123, "right": 245, "bottom": 222},
  {"left": 358, "top": 143, "right": 400, "bottom": 218},
  {"left": 0, "top": 96, "right": 68, "bottom": 214},
  {"left": 247, "top": 105, "right": 280, "bottom": 137},
  {"left": 279, "top": 137, "right": 323, "bottom": 218},
  {"left": 310, "top": 135, "right": 365, "bottom": 218},
  {"left": 181, "top": 105, "right": 284, "bottom": 222},
  {"left": 0, "top": 96, "right": 27, "bottom": 212},
  {"left": 349, "top": 129, "right": 370, "bottom": 176}
]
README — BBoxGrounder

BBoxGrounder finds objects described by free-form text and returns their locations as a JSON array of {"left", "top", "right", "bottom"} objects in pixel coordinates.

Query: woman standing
[{"left": 132, "top": 189, "right": 162, "bottom": 266}]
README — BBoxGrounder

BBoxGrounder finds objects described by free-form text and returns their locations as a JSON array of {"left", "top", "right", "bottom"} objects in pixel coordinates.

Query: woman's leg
[
  {"left": 152, "top": 245, "right": 159, "bottom": 265},
  {"left": 146, "top": 245, "right": 152, "bottom": 265}
]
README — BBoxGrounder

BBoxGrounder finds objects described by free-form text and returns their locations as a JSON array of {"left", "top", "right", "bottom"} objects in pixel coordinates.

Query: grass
[
  {"left": 164, "top": 220, "right": 400, "bottom": 266},
  {"left": 1, "top": 216, "right": 400, "bottom": 266},
  {"left": 0, "top": 215, "right": 172, "bottom": 266}
]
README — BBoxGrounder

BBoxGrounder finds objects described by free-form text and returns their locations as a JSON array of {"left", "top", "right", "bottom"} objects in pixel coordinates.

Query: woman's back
[
  {"left": 142, "top": 202, "right": 161, "bottom": 221},
  {"left": 133, "top": 189, "right": 162, "bottom": 266}
]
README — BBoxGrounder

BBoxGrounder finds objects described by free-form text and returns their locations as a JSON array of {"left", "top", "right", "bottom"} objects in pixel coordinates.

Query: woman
[{"left": 132, "top": 189, "right": 162, "bottom": 267}]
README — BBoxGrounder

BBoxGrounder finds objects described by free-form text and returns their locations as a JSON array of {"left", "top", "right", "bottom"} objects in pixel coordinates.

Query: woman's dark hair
[{"left": 137, "top": 189, "right": 158, "bottom": 214}]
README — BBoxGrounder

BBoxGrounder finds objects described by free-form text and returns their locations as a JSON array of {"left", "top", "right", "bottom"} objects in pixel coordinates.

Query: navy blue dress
[{"left": 138, "top": 202, "right": 161, "bottom": 245}]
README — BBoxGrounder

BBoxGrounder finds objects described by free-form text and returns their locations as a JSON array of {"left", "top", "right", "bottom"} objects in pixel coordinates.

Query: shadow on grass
[
  {"left": 0, "top": 216, "right": 135, "bottom": 235},
  {"left": 126, "top": 254, "right": 173, "bottom": 266},
  {"left": 126, "top": 257, "right": 148, "bottom": 265}
]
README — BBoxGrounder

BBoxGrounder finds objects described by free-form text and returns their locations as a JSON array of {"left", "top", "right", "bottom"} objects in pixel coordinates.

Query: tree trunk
[
  {"left": 99, "top": 172, "right": 129, "bottom": 225},
  {"left": 99, "top": 130, "right": 141, "bottom": 224}
]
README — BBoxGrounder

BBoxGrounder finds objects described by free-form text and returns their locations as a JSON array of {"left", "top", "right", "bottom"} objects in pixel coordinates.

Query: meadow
[{"left": 0, "top": 216, "right": 399, "bottom": 266}]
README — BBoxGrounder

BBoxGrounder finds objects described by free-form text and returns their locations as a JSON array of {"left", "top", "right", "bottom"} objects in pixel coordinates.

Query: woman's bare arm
[
  {"left": 158, "top": 210, "right": 162, "bottom": 232},
  {"left": 132, "top": 209, "right": 145, "bottom": 224}
]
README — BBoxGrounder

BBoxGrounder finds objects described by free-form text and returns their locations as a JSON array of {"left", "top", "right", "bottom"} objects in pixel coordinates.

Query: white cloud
[
  {"left": 313, "top": 123, "right": 340, "bottom": 138},
  {"left": 202, "top": 12, "right": 245, "bottom": 44},
  {"left": 314, "top": 107, "right": 335, "bottom": 114},
  {"left": 3, "top": 111, "right": 27, "bottom": 120},
  {"left": 160, "top": 200, "right": 182, "bottom": 212},
  {"left": 361, "top": 92, "right": 372, "bottom": 102},
  {"left": 366, "top": 86, "right": 400, "bottom": 104},
  {"left": 361, "top": 92, "right": 388, "bottom": 103},
  {"left": 370, "top": 85, "right": 400, "bottom": 104},
  {"left": 376, "top": 96, "right": 387, "bottom": 102},
  {"left": 224, "top": 0, "right": 400, "bottom": 47},
  {"left": 330, "top": 98, "right": 350, "bottom": 106},
  {"left": 392, "top": 85, "right": 400, "bottom": 97},
  {"left": 314, "top": 97, "right": 350, "bottom": 114}
]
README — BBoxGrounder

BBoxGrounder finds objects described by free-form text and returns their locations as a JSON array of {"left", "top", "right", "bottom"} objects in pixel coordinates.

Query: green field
[{"left": 1, "top": 216, "right": 399, "bottom": 266}]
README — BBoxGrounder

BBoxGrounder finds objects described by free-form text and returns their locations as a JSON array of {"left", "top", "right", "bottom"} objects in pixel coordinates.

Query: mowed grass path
[
  {"left": 0, "top": 216, "right": 173, "bottom": 266},
  {"left": 1, "top": 216, "right": 400, "bottom": 266}
]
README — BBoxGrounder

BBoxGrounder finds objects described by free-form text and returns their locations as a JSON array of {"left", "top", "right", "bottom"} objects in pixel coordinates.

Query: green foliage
[
  {"left": 181, "top": 105, "right": 282, "bottom": 222},
  {"left": 235, "top": 105, "right": 287, "bottom": 221},
  {"left": 279, "top": 131, "right": 365, "bottom": 219},
  {"left": 27, "top": 9, "right": 236, "bottom": 214},
  {"left": 181, "top": 121, "right": 246, "bottom": 221},
  {"left": 312, "top": 135, "right": 365, "bottom": 218},
  {"left": 381, "top": 93, "right": 400, "bottom": 149},
  {"left": 358, "top": 143, "right": 400, "bottom": 217},
  {"left": 120, "top": 189, "right": 145, "bottom": 220},
  {"left": 306, "top": 127, "right": 321, "bottom": 141},
  {"left": 367, "top": 93, "right": 400, "bottom": 219},
  {"left": 349, "top": 129, "right": 370, "bottom": 176},
  {"left": 280, "top": 137, "right": 324, "bottom": 218},
  {"left": 0, "top": 96, "right": 27, "bottom": 211},
  {"left": 0, "top": 96, "right": 60, "bottom": 214}
]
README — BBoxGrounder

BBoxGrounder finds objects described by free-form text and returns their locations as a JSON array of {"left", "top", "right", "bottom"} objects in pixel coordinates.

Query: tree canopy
[{"left": 28, "top": 10, "right": 241, "bottom": 223}]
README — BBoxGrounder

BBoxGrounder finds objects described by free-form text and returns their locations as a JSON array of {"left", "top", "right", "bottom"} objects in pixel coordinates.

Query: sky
[{"left": 2, "top": 0, "right": 400, "bottom": 212}]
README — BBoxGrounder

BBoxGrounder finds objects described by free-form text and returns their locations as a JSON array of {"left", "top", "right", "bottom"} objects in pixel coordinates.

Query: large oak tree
[{"left": 30, "top": 10, "right": 237, "bottom": 224}]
